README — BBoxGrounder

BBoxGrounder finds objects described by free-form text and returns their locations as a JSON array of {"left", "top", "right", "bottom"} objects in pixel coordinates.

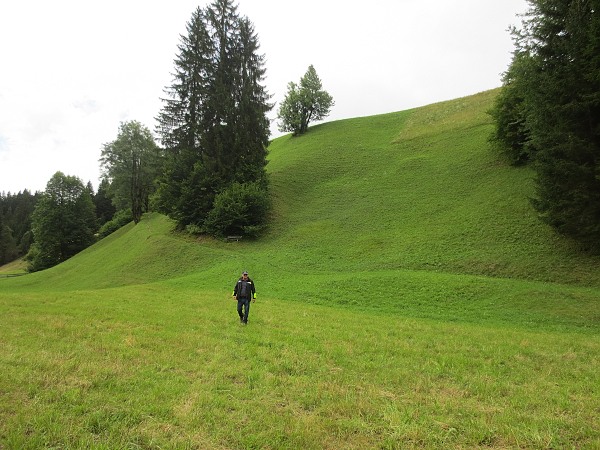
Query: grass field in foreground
[
  {"left": 1, "top": 89, "right": 599, "bottom": 448},
  {"left": 1, "top": 284, "right": 598, "bottom": 449}
]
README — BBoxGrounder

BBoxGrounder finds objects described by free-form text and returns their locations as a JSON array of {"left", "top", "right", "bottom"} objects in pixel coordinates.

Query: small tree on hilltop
[{"left": 277, "top": 65, "right": 334, "bottom": 136}]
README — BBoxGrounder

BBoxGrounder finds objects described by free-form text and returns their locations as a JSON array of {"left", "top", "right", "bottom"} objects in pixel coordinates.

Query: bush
[
  {"left": 98, "top": 209, "right": 133, "bottom": 238},
  {"left": 25, "top": 243, "right": 42, "bottom": 272},
  {"left": 185, "top": 224, "right": 203, "bottom": 236},
  {"left": 204, "top": 182, "right": 270, "bottom": 238}
]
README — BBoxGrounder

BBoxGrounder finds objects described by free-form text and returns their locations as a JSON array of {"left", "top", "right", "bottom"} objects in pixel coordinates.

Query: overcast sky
[{"left": 0, "top": 0, "right": 529, "bottom": 194}]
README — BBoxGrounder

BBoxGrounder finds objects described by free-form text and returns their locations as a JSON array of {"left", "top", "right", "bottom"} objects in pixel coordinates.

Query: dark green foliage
[
  {"left": 277, "top": 65, "right": 334, "bottom": 136},
  {"left": 93, "top": 178, "right": 117, "bottom": 227},
  {"left": 0, "top": 189, "right": 40, "bottom": 263},
  {"left": 98, "top": 209, "right": 133, "bottom": 239},
  {"left": 493, "top": 0, "right": 600, "bottom": 251},
  {"left": 27, "top": 172, "right": 97, "bottom": 272},
  {"left": 0, "top": 212, "right": 18, "bottom": 264},
  {"left": 489, "top": 53, "right": 534, "bottom": 165},
  {"left": 204, "top": 182, "right": 271, "bottom": 237},
  {"left": 155, "top": 0, "right": 271, "bottom": 235},
  {"left": 154, "top": 160, "right": 219, "bottom": 228}
]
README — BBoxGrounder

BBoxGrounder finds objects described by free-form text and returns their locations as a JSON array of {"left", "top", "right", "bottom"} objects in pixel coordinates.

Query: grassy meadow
[{"left": 1, "top": 89, "right": 599, "bottom": 449}]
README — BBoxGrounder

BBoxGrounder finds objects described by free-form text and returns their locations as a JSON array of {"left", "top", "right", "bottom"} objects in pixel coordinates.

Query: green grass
[
  {"left": 1, "top": 89, "right": 599, "bottom": 448},
  {"left": 0, "top": 258, "right": 27, "bottom": 276}
]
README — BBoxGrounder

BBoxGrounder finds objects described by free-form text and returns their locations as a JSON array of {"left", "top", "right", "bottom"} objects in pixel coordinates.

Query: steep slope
[
  {"left": 3, "top": 89, "right": 600, "bottom": 297},
  {"left": 263, "top": 89, "right": 600, "bottom": 285}
]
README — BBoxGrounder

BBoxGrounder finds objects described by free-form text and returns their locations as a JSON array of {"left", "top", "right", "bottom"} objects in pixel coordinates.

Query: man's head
[{"left": 242, "top": 271, "right": 248, "bottom": 279}]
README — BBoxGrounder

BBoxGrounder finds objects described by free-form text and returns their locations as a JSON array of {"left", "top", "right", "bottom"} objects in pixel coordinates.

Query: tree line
[
  {"left": 490, "top": 0, "right": 600, "bottom": 253},
  {"left": 1, "top": 0, "right": 333, "bottom": 272},
  {"left": 0, "top": 183, "right": 115, "bottom": 268},
  {"left": 0, "top": 190, "right": 38, "bottom": 265}
]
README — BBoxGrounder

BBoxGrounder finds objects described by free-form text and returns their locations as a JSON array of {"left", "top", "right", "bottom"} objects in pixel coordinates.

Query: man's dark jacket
[{"left": 233, "top": 277, "right": 256, "bottom": 299}]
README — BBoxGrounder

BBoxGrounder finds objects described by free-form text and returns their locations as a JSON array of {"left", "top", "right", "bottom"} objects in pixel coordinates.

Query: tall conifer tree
[
  {"left": 155, "top": 0, "right": 271, "bottom": 231},
  {"left": 493, "top": 0, "right": 600, "bottom": 251}
]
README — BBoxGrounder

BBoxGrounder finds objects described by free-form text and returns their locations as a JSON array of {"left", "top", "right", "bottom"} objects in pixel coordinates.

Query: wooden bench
[{"left": 226, "top": 235, "right": 242, "bottom": 242}]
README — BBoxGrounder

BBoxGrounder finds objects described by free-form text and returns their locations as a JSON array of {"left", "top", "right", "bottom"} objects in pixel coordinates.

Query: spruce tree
[
  {"left": 229, "top": 17, "right": 271, "bottom": 184},
  {"left": 0, "top": 190, "right": 39, "bottom": 258},
  {"left": 494, "top": 0, "right": 600, "bottom": 251},
  {"left": 489, "top": 52, "right": 534, "bottom": 165},
  {"left": 0, "top": 210, "right": 18, "bottom": 265},
  {"left": 155, "top": 0, "right": 271, "bottom": 232},
  {"left": 93, "top": 179, "right": 117, "bottom": 227}
]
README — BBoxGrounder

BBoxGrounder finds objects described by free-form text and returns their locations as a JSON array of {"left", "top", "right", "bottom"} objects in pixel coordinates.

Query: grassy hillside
[
  {"left": 1, "top": 89, "right": 599, "bottom": 448},
  {"left": 6, "top": 90, "right": 600, "bottom": 293},
  {"left": 265, "top": 89, "right": 600, "bottom": 285}
]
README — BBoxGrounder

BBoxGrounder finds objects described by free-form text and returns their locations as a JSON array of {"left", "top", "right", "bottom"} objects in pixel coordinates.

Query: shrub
[
  {"left": 98, "top": 209, "right": 133, "bottom": 238},
  {"left": 185, "top": 224, "right": 203, "bottom": 236},
  {"left": 204, "top": 182, "right": 270, "bottom": 238}
]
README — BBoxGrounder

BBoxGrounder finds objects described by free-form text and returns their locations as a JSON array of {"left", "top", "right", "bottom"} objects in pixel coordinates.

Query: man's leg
[
  {"left": 237, "top": 299, "right": 244, "bottom": 322},
  {"left": 243, "top": 299, "right": 250, "bottom": 324}
]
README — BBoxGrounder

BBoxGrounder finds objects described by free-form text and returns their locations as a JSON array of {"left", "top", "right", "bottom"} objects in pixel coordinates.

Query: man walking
[{"left": 232, "top": 271, "right": 256, "bottom": 324}]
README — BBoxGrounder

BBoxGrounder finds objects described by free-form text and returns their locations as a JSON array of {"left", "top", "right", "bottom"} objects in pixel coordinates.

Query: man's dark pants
[{"left": 237, "top": 297, "right": 250, "bottom": 323}]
